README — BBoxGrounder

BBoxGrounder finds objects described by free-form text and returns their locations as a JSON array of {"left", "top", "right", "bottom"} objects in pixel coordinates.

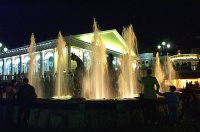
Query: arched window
[
  {"left": 13, "top": 58, "right": 20, "bottom": 74},
  {"left": 44, "top": 52, "right": 54, "bottom": 72},
  {"left": 49, "top": 56, "right": 54, "bottom": 71},
  {"left": 23, "top": 56, "right": 30, "bottom": 73},
  {"left": 6, "top": 59, "right": 12, "bottom": 75},
  {"left": 35, "top": 54, "right": 41, "bottom": 72}
]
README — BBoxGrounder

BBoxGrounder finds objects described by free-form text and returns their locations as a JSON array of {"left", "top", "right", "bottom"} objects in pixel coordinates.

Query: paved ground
[{"left": 1, "top": 119, "right": 200, "bottom": 132}]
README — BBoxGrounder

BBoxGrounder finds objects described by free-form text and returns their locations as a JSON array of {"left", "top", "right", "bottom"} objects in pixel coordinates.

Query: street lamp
[
  {"left": 0, "top": 42, "right": 8, "bottom": 53},
  {"left": 3, "top": 47, "right": 8, "bottom": 52},
  {"left": 157, "top": 41, "right": 171, "bottom": 56}
]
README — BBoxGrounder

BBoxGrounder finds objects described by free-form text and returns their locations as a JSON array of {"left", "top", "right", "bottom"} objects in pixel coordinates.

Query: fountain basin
[{"left": 0, "top": 97, "right": 168, "bottom": 131}]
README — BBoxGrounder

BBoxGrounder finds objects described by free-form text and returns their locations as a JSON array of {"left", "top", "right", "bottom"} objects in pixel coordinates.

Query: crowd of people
[
  {"left": 1, "top": 77, "right": 37, "bottom": 126},
  {"left": 186, "top": 81, "right": 199, "bottom": 89}
]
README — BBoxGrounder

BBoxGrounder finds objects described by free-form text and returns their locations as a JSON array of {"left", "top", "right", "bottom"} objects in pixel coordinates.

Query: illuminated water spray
[
  {"left": 26, "top": 34, "right": 40, "bottom": 97},
  {"left": 167, "top": 55, "right": 175, "bottom": 84},
  {"left": 166, "top": 55, "right": 179, "bottom": 88},
  {"left": 54, "top": 31, "right": 69, "bottom": 98},
  {"left": 82, "top": 19, "right": 110, "bottom": 99},
  {"left": 27, "top": 33, "right": 36, "bottom": 85},
  {"left": 154, "top": 52, "right": 165, "bottom": 91},
  {"left": 118, "top": 25, "right": 139, "bottom": 98}
]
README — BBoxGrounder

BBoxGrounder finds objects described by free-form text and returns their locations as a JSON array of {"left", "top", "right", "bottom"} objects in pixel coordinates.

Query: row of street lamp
[
  {"left": 157, "top": 41, "right": 171, "bottom": 56},
  {"left": 0, "top": 42, "right": 8, "bottom": 52}
]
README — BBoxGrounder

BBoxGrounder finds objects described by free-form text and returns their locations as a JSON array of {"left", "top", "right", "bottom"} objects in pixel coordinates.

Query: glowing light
[
  {"left": 4, "top": 47, "right": 8, "bottom": 52},
  {"left": 157, "top": 45, "right": 161, "bottom": 49},
  {"left": 162, "top": 42, "right": 166, "bottom": 45},
  {"left": 52, "top": 95, "right": 72, "bottom": 100},
  {"left": 167, "top": 44, "right": 171, "bottom": 48}
]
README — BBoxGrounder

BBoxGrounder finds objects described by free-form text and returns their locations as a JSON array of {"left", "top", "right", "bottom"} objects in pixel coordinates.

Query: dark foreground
[
  {"left": 1, "top": 120, "right": 200, "bottom": 132},
  {"left": 0, "top": 92, "right": 200, "bottom": 132}
]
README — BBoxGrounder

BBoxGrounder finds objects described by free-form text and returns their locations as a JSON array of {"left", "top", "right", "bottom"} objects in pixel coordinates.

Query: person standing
[
  {"left": 139, "top": 68, "right": 160, "bottom": 125},
  {"left": 5, "top": 79, "right": 18, "bottom": 126},
  {"left": 157, "top": 85, "right": 179, "bottom": 124},
  {"left": 17, "top": 77, "right": 37, "bottom": 126},
  {"left": 6, "top": 79, "right": 17, "bottom": 99}
]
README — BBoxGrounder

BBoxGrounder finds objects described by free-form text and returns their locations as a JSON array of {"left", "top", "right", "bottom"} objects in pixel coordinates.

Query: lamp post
[
  {"left": 0, "top": 42, "right": 8, "bottom": 53},
  {"left": 157, "top": 41, "right": 171, "bottom": 56}
]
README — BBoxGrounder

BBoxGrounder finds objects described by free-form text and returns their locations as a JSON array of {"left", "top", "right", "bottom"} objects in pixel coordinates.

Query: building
[
  {"left": 0, "top": 29, "right": 126, "bottom": 80},
  {"left": 139, "top": 53, "right": 153, "bottom": 69},
  {"left": 169, "top": 53, "right": 200, "bottom": 88},
  {"left": 139, "top": 51, "right": 200, "bottom": 88}
]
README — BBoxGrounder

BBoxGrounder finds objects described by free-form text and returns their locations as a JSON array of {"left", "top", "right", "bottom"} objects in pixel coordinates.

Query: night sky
[{"left": 0, "top": 1, "right": 200, "bottom": 54}]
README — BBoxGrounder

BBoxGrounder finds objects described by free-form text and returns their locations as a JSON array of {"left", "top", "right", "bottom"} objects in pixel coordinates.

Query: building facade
[
  {"left": 139, "top": 52, "right": 200, "bottom": 88},
  {"left": 0, "top": 30, "right": 126, "bottom": 81}
]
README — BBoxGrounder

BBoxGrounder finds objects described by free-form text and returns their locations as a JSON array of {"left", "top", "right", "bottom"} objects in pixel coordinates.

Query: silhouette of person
[
  {"left": 157, "top": 85, "right": 179, "bottom": 124},
  {"left": 17, "top": 77, "right": 37, "bottom": 126},
  {"left": 139, "top": 68, "right": 160, "bottom": 125},
  {"left": 6, "top": 79, "right": 17, "bottom": 99},
  {"left": 5, "top": 79, "right": 18, "bottom": 126}
]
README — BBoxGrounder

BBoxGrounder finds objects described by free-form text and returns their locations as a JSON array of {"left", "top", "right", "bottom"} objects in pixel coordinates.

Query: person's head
[
  {"left": 11, "top": 79, "right": 17, "bottom": 87},
  {"left": 146, "top": 69, "right": 152, "bottom": 75},
  {"left": 23, "top": 77, "right": 29, "bottom": 84},
  {"left": 169, "top": 85, "right": 176, "bottom": 92}
]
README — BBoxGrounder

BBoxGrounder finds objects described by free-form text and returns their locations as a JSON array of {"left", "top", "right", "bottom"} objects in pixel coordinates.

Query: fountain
[
  {"left": 54, "top": 31, "right": 71, "bottom": 99},
  {"left": 27, "top": 33, "right": 36, "bottom": 85},
  {"left": 0, "top": 22, "right": 169, "bottom": 131},
  {"left": 25, "top": 23, "right": 141, "bottom": 100},
  {"left": 118, "top": 25, "right": 139, "bottom": 98},
  {"left": 82, "top": 23, "right": 140, "bottom": 99},
  {"left": 154, "top": 52, "right": 165, "bottom": 92},
  {"left": 27, "top": 33, "right": 42, "bottom": 97},
  {"left": 82, "top": 19, "right": 111, "bottom": 99},
  {"left": 24, "top": 21, "right": 145, "bottom": 101},
  {"left": 167, "top": 55, "right": 175, "bottom": 84},
  {"left": 27, "top": 32, "right": 71, "bottom": 99},
  {"left": 166, "top": 54, "right": 180, "bottom": 88}
]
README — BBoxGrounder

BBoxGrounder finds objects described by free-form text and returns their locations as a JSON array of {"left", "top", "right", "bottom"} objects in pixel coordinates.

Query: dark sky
[{"left": 0, "top": 1, "right": 200, "bottom": 54}]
